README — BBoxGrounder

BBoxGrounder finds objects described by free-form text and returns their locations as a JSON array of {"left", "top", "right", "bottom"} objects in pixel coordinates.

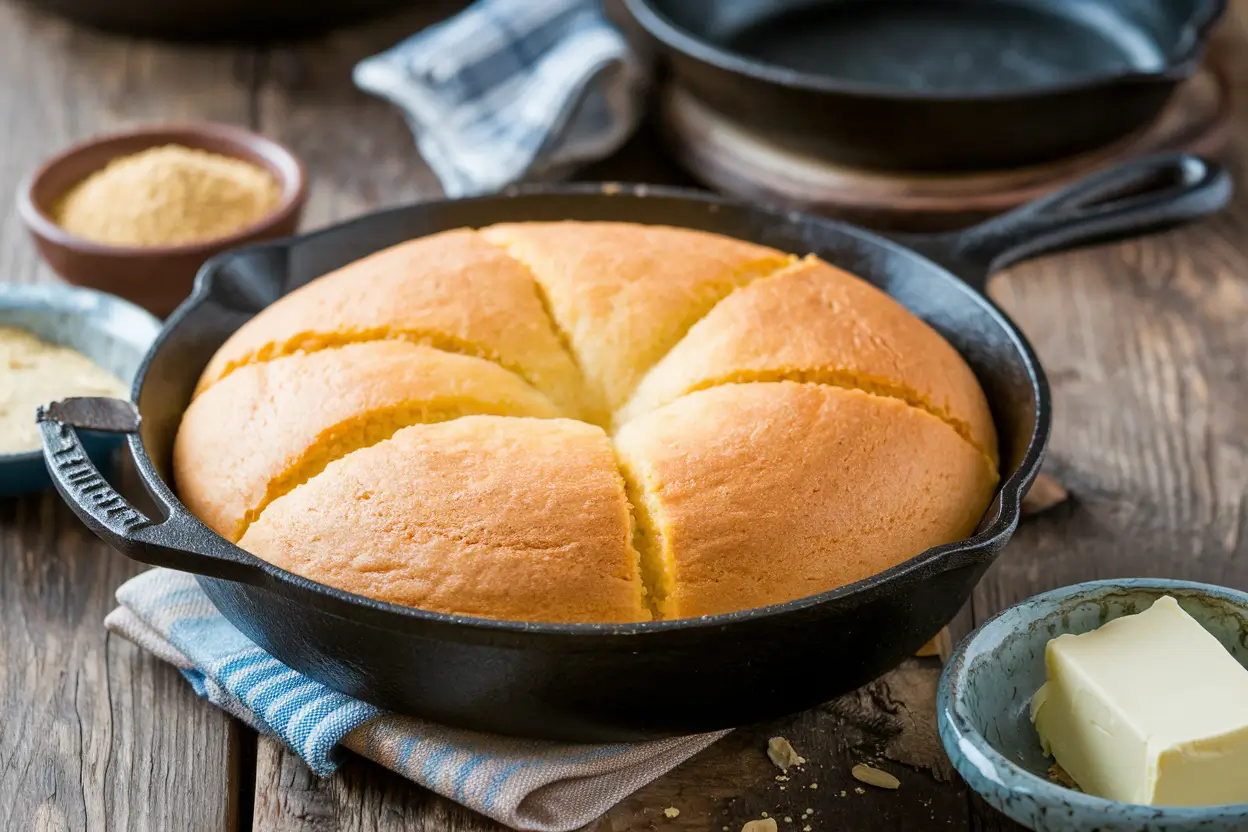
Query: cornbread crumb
[
  {"left": 663, "top": 807, "right": 680, "bottom": 818},
  {"left": 784, "top": 817, "right": 793, "bottom": 823},
  {"left": 808, "top": 783, "right": 818, "bottom": 790},
  {"left": 742, "top": 820, "right": 778, "bottom": 832},
  {"left": 851, "top": 763, "right": 901, "bottom": 790},
  {"left": 767, "top": 737, "right": 806, "bottom": 771}
]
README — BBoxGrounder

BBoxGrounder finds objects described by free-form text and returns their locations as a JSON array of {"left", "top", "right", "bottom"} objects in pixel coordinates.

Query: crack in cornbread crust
[
  {"left": 633, "top": 368, "right": 998, "bottom": 480},
  {"left": 232, "top": 401, "right": 525, "bottom": 542},
  {"left": 474, "top": 235, "right": 608, "bottom": 426},
  {"left": 179, "top": 224, "right": 1001, "bottom": 622},
  {"left": 615, "top": 451, "right": 669, "bottom": 620},
  {"left": 201, "top": 326, "right": 523, "bottom": 397}
]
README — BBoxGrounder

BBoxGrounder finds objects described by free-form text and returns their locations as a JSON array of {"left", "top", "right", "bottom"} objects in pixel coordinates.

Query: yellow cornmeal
[
  {"left": 0, "top": 327, "right": 127, "bottom": 453},
  {"left": 53, "top": 144, "right": 280, "bottom": 246}
]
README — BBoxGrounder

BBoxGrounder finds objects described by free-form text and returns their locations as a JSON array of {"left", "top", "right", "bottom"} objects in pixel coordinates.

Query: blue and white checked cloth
[
  {"left": 353, "top": 0, "right": 648, "bottom": 197},
  {"left": 105, "top": 569, "right": 724, "bottom": 832}
]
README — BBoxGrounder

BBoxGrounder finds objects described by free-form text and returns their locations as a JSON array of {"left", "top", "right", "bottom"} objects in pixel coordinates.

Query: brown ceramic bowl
[{"left": 17, "top": 123, "right": 307, "bottom": 317}]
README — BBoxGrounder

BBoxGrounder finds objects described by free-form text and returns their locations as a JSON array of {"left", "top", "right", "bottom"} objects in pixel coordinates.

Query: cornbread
[
  {"left": 1, "top": 327, "right": 127, "bottom": 453},
  {"left": 195, "top": 229, "right": 592, "bottom": 421},
  {"left": 175, "top": 341, "right": 560, "bottom": 543},
  {"left": 54, "top": 145, "right": 280, "bottom": 246},
  {"left": 617, "top": 256, "right": 998, "bottom": 466},
  {"left": 238, "top": 417, "right": 647, "bottom": 623},
  {"left": 613, "top": 383, "right": 994, "bottom": 618},
  {"left": 178, "top": 221, "right": 1000, "bottom": 623},
  {"left": 1031, "top": 596, "right": 1248, "bottom": 806},
  {"left": 481, "top": 222, "right": 792, "bottom": 412}
]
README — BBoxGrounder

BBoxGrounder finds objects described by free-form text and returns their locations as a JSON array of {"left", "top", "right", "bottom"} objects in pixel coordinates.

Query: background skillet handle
[
  {"left": 38, "top": 397, "right": 266, "bottom": 585},
  {"left": 900, "top": 154, "right": 1232, "bottom": 291}
]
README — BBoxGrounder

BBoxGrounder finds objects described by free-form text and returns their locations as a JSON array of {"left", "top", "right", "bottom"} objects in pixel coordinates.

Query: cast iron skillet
[
  {"left": 39, "top": 154, "right": 1228, "bottom": 742},
  {"left": 625, "top": 0, "right": 1226, "bottom": 171},
  {"left": 21, "top": 0, "right": 433, "bottom": 40}
]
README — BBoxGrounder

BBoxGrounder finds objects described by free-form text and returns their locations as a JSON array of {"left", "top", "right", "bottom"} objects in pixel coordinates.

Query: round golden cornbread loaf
[{"left": 178, "top": 221, "right": 1000, "bottom": 624}]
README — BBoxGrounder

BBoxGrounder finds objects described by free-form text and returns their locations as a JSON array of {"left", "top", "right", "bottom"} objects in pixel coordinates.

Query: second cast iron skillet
[
  {"left": 626, "top": 0, "right": 1227, "bottom": 171},
  {"left": 40, "top": 154, "right": 1228, "bottom": 741}
]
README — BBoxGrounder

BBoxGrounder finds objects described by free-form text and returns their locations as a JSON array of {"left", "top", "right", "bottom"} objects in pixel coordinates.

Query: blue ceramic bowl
[
  {"left": 939, "top": 579, "right": 1248, "bottom": 831},
  {"left": 0, "top": 283, "right": 161, "bottom": 497}
]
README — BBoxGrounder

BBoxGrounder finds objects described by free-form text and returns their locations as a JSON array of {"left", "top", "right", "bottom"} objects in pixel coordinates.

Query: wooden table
[{"left": 2, "top": 3, "right": 1246, "bottom": 830}]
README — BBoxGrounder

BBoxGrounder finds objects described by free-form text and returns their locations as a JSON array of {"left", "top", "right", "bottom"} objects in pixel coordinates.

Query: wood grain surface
[
  {"left": 0, "top": 4, "right": 243, "bottom": 830},
  {"left": 2, "top": 1, "right": 1247, "bottom": 831}
]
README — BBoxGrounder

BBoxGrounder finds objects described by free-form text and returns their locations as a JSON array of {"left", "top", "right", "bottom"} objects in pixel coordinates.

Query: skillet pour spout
[{"left": 42, "top": 154, "right": 1230, "bottom": 741}]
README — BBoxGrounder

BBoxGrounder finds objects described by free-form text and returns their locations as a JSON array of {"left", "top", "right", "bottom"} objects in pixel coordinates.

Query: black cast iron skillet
[
  {"left": 39, "top": 154, "right": 1229, "bottom": 742},
  {"left": 625, "top": 0, "right": 1226, "bottom": 171},
  {"left": 21, "top": 0, "right": 437, "bottom": 41}
]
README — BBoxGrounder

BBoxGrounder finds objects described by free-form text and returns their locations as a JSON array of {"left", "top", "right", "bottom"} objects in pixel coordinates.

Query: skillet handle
[
  {"left": 899, "top": 154, "right": 1231, "bottom": 292},
  {"left": 38, "top": 397, "right": 266, "bottom": 585}
]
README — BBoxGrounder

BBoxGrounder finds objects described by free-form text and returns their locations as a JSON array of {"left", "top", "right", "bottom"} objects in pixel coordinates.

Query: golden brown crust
[
  {"left": 614, "top": 382, "right": 998, "bottom": 619},
  {"left": 192, "top": 228, "right": 592, "bottom": 420},
  {"left": 178, "top": 221, "right": 1003, "bottom": 624},
  {"left": 174, "top": 341, "right": 559, "bottom": 543},
  {"left": 238, "top": 417, "right": 649, "bottom": 624},
  {"left": 619, "top": 256, "right": 999, "bottom": 467},
  {"left": 481, "top": 222, "right": 792, "bottom": 412}
]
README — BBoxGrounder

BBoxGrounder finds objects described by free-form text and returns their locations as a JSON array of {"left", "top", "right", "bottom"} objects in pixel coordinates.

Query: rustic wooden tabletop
[{"left": 2, "top": 2, "right": 1247, "bottom": 830}]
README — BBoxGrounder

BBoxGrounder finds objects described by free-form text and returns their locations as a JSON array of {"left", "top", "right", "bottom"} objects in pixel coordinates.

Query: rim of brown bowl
[{"left": 17, "top": 121, "right": 307, "bottom": 259}]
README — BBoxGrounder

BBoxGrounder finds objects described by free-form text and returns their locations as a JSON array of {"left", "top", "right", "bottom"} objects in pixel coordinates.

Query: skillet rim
[
  {"left": 623, "top": 0, "right": 1226, "bottom": 103},
  {"left": 128, "top": 182, "right": 1050, "bottom": 639}
]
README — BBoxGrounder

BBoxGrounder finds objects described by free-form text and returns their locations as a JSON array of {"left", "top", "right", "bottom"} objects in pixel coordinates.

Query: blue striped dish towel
[
  {"left": 353, "top": 0, "right": 648, "bottom": 197},
  {"left": 104, "top": 569, "right": 725, "bottom": 832}
]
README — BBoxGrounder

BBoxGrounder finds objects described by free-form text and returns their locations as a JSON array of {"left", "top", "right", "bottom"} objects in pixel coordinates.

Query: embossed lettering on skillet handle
[{"left": 38, "top": 397, "right": 266, "bottom": 584}]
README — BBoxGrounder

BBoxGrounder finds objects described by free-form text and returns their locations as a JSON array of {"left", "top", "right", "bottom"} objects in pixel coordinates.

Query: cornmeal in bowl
[{"left": 175, "top": 223, "right": 999, "bottom": 623}]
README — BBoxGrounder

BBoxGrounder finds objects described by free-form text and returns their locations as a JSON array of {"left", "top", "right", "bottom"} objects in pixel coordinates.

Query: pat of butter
[{"left": 1030, "top": 596, "right": 1248, "bottom": 806}]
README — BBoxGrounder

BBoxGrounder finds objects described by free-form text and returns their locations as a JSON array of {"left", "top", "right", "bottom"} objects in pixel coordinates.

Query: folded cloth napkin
[
  {"left": 353, "top": 0, "right": 648, "bottom": 197},
  {"left": 105, "top": 569, "right": 724, "bottom": 832}
]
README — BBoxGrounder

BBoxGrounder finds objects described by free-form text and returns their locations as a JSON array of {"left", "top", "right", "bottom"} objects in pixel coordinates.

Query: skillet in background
[{"left": 626, "top": 0, "right": 1227, "bottom": 171}]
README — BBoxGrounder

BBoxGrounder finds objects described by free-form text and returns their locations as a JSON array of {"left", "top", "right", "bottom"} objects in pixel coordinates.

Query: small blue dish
[
  {"left": 0, "top": 283, "right": 161, "bottom": 497},
  {"left": 939, "top": 579, "right": 1248, "bottom": 831}
]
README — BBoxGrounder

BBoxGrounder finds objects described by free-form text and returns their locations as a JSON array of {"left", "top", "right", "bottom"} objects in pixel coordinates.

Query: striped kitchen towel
[
  {"left": 353, "top": 0, "right": 649, "bottom": 197},
  {"left": 105, "top": 569, "right": 724, "bottom": 832}
]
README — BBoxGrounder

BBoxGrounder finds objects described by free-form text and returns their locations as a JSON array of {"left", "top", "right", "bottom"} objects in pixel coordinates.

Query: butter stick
[{"left": 1030, "top": 596, "right": 1248, "bottom": 806}]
